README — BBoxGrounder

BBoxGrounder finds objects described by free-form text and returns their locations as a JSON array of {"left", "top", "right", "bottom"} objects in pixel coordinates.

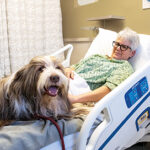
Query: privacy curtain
[
  {"left": 0, "top": 0, "right": 11, "bottom": 78},
  {"left": 0, "top": 0, "right": 64, "bottom": 77}
]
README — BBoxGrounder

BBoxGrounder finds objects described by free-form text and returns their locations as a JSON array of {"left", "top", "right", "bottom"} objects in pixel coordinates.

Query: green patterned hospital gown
[{"left": 73, "top": 54, "right": 134, "bottom": 91}]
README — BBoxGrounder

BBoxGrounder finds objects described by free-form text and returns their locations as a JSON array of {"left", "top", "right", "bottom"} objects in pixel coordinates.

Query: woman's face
[{"left": 111, "top": 38, "right": 136, "bottom": 60}]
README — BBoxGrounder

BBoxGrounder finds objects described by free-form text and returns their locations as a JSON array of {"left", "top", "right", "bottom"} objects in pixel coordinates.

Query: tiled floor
[{"left": 126, "top": 143, "right": 150, "bottom": 150}]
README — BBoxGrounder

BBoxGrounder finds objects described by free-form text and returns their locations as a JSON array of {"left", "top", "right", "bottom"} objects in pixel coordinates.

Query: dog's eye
[
  {"left": 56, "top": 66, "right": 61, "bottom": 70},
  {"left": 38, "top": 66, "right": 45, "bottom": 72}
]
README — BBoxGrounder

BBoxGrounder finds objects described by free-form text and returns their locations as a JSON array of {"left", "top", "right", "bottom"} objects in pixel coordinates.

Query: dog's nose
[{"left": 50, "top": 75, "right": 59, "bottom": 83}]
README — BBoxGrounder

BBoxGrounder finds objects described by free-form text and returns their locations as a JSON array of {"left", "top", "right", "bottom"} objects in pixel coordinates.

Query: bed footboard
[{"left": 77, "top": 63, "right": 150, "bottom": 150}]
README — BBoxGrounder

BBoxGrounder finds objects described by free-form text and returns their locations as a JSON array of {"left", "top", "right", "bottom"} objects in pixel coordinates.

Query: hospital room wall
[{"left": 61, "top": 0, "right": 150, "bottom": 64}]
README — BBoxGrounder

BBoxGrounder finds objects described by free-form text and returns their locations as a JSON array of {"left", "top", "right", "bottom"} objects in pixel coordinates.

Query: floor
[{"left": 126, "top": 143, "right": 150, "bottom": 150}]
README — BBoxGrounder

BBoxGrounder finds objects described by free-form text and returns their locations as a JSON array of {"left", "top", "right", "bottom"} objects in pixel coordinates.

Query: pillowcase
[
  {"left": 84, "top": 28, "right": 150, "bottom": 71},
  {"left": 84, "top": 28, "right": 117, "bottom": 58},
  {"left": 128, "top": 34, "right": 150, "bottom": 71}
]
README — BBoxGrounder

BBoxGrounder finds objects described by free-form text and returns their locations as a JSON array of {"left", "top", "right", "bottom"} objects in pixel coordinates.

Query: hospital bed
[
  {"left": 41, "top": 28, "right": 150, "bottom": 150},
  {"left": 77, "top": 28, "right": 150, "bottom": 150},
  {"left": 1, "top": 28, "right": 150, "bottom": 150}
]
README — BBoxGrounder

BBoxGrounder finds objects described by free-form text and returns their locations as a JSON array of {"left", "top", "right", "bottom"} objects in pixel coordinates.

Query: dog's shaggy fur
[{"left": 0, "top": 55, "right": 71, "bottom": 126}]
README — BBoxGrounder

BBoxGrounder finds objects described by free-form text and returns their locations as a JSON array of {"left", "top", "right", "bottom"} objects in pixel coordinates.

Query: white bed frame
[
  {"left": 51, "top": 44, "right": 73, "bottom": 68},
  {"left": 78, "top": 63, "right": 150, "bottom": 150},
  {"left": 41, "top": 29, "right": 150, "bottom": 150},
  {"left": 41, "top": 61, "right": 150, "bottom": 150}
]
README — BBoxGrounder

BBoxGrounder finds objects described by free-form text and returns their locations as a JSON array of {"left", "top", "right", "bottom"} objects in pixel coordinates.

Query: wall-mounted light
[{"left": 77, "top": 0, "right": 98, "bottom": 6}]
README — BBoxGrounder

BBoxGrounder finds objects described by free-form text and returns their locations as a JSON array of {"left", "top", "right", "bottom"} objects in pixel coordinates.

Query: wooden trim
[{"left": 64, "top": 37, "right": 93, "bottom": 43}]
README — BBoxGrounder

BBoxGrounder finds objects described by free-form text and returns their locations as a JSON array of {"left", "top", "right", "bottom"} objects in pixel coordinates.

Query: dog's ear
[
  {"left": 9, "top": 64, "right": 41, "bottom": 99},
  {"left": 13, "top": 67, "right": 26, "bottom": 82},
  {"left": 9, "top": 66, "right": 27, "bottom": 96},
  {"left": 22, "top": 64, "right": 42, "bottom": 98},
  {"left": 0, "top": 77, "right": 10, "bottom": 119}
]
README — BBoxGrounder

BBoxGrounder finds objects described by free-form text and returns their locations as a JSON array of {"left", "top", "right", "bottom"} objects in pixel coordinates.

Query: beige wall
[
  {"left": 61, "top": 0, "right": 150, "bottom": 38},
  {"left": 64, "top": 38, "right": 93, "bottom": 64}
]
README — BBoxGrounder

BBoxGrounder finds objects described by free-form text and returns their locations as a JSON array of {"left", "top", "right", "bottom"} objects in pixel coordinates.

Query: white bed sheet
[{"left": 69, "top": 72, "right": 91, "bottom": 96}]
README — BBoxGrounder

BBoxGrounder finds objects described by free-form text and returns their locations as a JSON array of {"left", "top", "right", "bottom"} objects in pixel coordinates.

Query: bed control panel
[
  {"left": 125, "top": 77, "right": 149, "bottom": 108},
  {"left": 135, "top": 107, "right": 150, "bottom": 131}
]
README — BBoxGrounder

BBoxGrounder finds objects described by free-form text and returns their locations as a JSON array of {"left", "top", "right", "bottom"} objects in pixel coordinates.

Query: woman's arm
[{"left": 68, "top": 85, "right": 111, "bottom": 103}]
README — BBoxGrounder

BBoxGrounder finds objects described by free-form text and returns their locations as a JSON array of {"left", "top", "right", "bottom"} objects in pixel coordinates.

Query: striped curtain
[
  {"left": 0, "top": 0, "right": 64, "bottom": 77},
  {"left": 0, "top": 0, "right": 11, "bottom": 78}
]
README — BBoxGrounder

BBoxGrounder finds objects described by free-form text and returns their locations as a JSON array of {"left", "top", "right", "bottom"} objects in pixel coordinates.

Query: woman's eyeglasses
[{"left": 112, "top": 41, "right": 132, "bottom": 51}]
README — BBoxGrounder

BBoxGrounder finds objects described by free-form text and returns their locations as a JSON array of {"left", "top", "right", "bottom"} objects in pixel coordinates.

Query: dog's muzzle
[
  {"left": 44, "top": 75, "right": 61, "bottom": 97},
  {"left": 44, "top": 86, "right": 60, "bottom": 97}
]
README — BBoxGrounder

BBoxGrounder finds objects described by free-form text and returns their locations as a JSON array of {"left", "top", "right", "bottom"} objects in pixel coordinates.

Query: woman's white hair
[{"left": 117, "top": 27, "right": 140, "bottom": 50}]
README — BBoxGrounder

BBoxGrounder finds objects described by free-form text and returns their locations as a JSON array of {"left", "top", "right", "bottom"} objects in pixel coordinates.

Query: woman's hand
[
  {"left": 65, "top": 67, "right": 74, "bottom": 79},
  {"left": 68, "top": 94, "right": 78, "bottom": 104}
]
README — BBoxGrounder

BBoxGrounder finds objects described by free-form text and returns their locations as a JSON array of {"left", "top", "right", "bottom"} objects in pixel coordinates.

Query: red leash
[{"left": 35, "top": 114, "right": 65, "bottom": 150}]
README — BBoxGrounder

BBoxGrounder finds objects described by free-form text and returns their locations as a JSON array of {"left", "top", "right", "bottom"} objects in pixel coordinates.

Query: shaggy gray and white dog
[{"left": 0, "top": 55, "right": 71, "bottom": 126}]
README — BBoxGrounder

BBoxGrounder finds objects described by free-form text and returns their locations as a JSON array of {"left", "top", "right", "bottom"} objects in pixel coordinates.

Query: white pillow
[
  {"left": 84, "top": 28, "right": 117, "bottom": 58},
  {"left": 129, "top": 34, "right": 150, "bottom": 71},
  {"left": 85, "top": 28, "right": 150, "bottom": 71}
]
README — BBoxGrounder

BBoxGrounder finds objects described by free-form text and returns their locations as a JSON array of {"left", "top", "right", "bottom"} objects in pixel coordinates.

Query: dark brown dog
[{"left": 0, "top": 55, "right": 71, "bottom": 126}]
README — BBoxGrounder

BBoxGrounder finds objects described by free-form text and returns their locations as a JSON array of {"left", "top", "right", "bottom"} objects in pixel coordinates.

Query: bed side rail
[
  {"left": 77, "top": 63, "right": 150, "bottom": 150},
  {"left": 51, "top": 44, "right": 73, "bottom": 67}
]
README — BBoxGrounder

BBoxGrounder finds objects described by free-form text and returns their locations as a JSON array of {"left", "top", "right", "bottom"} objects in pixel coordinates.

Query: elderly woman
[{"left": 66, "top": 27, "right": 140, "bottom": 103}]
